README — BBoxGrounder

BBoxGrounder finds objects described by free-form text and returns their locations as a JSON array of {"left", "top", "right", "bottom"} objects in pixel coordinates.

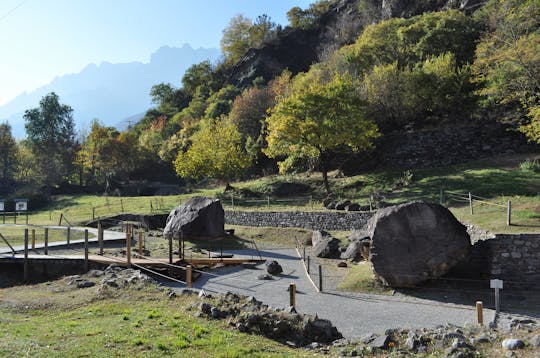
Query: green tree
[
  {"left": 473, "top": 0, "right": 540, "bottom": 143},
  {"left": 14, "top": 142, "right": 38, "bottom": 184},
  {"left": 287, "top": 1, "right": 332, "bottom": 29},
  {"left": 249, "top": 14, "right": 277, "bottom": 47},
  {"left": 264, "top": 74, "right": 379, "bottom": 194},
  {"left": 174, "top": 119, "right": 251, "bottom": 185},
  {"left": 181, "top": 61, "right": 216, "bottom": 96},
  {"left": 221, "top": 14, "right": 253, "bottom": 63},
  {"left": 23, "top": 92, "right": 76, "bottom": 186},
  {"left": 0, "top": 122, "right": 18, "bottom": 188}
]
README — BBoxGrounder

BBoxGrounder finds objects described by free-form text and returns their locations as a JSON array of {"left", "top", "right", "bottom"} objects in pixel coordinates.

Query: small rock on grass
[{"left": 502, "top": 338, "right": 525, "bottom": 350}]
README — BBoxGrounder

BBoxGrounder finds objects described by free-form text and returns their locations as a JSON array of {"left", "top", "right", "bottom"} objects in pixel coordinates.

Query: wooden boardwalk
[{"left": 0, "top": 253, "right": 265, "bottom": 268}]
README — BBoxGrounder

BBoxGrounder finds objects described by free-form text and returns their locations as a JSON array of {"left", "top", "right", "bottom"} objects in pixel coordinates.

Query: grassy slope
[
  {"left": 0, "top": 279, "right": 304, "bottom": 357},
  {"left": 6, "top": 154, "right": 539, "bottom": 232}
]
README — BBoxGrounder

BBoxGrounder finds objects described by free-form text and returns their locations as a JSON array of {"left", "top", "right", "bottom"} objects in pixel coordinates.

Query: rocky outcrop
[
  {"left": 367, "top": 201, "right": 470, "bottom": 287},
  {"left": 191, "top": 292, "right": 342, "bottom": 346},
  {"left": 221, "top": 0, "right": 486, "bottom": 89},
  {"left": 163, "top": 196, "right": 225, "bottom": 239}
]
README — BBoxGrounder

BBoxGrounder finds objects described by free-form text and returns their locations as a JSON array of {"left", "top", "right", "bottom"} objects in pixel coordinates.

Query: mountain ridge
[{"left": 1, "top": 44, "right": 221, "bottom": 138}]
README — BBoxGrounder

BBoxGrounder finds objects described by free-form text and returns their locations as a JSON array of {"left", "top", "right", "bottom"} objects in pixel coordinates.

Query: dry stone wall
[
  {"left": 454, "top": 233, "right": 540, "bottom": 286},
  {"left": 225, "top": 210, "right": 373, "bottom": 231},
  {"left": 379, "top": 124, "right": 537, "bottom": 169}
]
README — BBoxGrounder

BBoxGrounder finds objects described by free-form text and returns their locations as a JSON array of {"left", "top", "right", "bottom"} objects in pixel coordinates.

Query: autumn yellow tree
[
  {"left": 264, "top": 73, "right": 379, "bottom": 194},
  {"left": 174, "top": 119, "right": 251, "bottom": 186},
  {"left": 473, "top": 0, "right": 540, "bottom": 142}
]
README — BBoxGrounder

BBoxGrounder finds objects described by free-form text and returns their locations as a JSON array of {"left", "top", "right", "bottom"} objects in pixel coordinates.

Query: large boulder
[
  {"left": 367, "top": 201, "right": 470, "bottom": 287},
  {"left": 163, "top": 196, "right": 224, "bottom": 239},
  {"left": 312, "top": 230, "right": 341, "bottom": 258}
]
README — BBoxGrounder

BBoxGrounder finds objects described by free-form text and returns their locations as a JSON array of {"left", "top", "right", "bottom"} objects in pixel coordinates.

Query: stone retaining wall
[
  {"left": 225, "top": 210, "right": 373, "bottom": 231},
  {"left": 380, "top": 124, "right": 538, "bottom": 169},
  {"left": 454, "top": 233, "right": 540, "bottom": 286}
]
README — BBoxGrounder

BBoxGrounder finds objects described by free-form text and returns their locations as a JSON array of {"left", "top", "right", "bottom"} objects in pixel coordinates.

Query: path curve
[{"left": 169, "top": 247, "right": 495, "bottom": 338}]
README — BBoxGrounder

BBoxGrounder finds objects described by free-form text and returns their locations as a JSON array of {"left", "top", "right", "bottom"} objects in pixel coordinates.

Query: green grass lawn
[
  {"left": 0, "top": 226, "right": 87, "bottom": 249},
  {"left": 337, "top": 261, "right": 393, "bottom": 295},
  {"left": 16, "top": 154, "right": 539, "bottom": 234},
  {"left": 0, "top": 279, "right": 304, "bottom": 357}
]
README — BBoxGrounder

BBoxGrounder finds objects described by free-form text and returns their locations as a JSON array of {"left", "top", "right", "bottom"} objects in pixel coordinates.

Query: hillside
[{"left": 221, "top": 0, "right": 485, "bottom": 87}]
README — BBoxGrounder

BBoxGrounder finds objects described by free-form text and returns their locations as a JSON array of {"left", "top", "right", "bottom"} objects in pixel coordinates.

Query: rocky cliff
[{"left": 221, "top": 0, "right": 485, "bottom": 88}]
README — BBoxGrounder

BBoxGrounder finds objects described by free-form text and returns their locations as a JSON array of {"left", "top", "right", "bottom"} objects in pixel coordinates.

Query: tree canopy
[
  {"left": 264, "top": 73, "right": 380, "bottom": 193},
  {"left": 23, "top": 92, "right": 76, "bottom": 186},
  {"left": 174, "top": 119, "right": 251, "bottom": 184},
  {"left": 473, "top": 0, "right": 540, "bottom": 143},
  {"left": 0, "top": 122, "right": 18, "bottom": 189}
]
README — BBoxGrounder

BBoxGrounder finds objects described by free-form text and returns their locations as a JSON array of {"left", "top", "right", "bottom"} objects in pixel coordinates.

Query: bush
[{"left": 519, "top": 159, "right": 540, "bottom": 173}]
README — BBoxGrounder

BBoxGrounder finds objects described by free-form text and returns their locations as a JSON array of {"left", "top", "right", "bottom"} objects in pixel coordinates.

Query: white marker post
[{"left": 490, "top": 279, "right": 503, "bottom": 313}]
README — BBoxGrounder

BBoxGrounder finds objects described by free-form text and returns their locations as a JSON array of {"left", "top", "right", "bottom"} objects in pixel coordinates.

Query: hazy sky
[{"left": 0, "top": 0, "right": 312, "bottom": 105}]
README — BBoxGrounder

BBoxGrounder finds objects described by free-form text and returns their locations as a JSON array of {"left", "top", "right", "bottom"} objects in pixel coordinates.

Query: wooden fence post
[
  {"left": 58, "top": 213, "right": 63, "bottom": 226},
  {"left": 31, "top": 229, "right": 35, "bottom": 250},
  {"left": 507, "top": 201, "right": 511, "bottom": 226},
  {"left": 24, "top": 229, "right": 29, "bottom": 282},
  {"left": 469, "top": 192, "right": 473, "bottom": 215},
  {"left": 84, "top": 229, "right": 89, "bottom": 272},
  {"left": 25, "top": 212, "right": 28, "bottom": 225},
  {"left": 139, "top": 230, "right": 143, "bottom": 256},
  {"left": 476, "top": 301, "right": 483, "bottom": 325},
  {"left": 44, "top": 228, "right": 49, "bottom": 255},
  {"left": 98, "top": 222, "right": 104, "bottom": 255},
  {"left": 289, "top": 283, "right": 296, "bottom": 308},
  {"left": 187, "top": 265, "right": 192, "bottom": 288},
  {"left": 126, "top": 225, "right": 132, "bottom": 268},
  {"left": 307, "top": 256, "right": 310, "bottom": 274},
  {"left": 318, "top": 264, "right": 323, "bottom": 292},
  {"left": 66, "top": 226, "right": 71, "bottom": 244},
  {"left": 92, "top": 207, "right": 95, "bottom": 220}
]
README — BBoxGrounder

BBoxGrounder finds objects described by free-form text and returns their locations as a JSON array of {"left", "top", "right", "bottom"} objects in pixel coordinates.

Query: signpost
[
  {"left": 15, "top": 199, "right": 28, "bottom": 212},
  {"left": 490, "top": 279, "right": 503, "bottom": 313},
  {"left": 15, "top": 199, "right": 29, "bottom": 224}
]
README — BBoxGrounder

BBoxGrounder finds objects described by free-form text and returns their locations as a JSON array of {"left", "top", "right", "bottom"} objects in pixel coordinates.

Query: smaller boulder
[
  {"left": 502, "top": 339, "right": 525, "bottom": 350},
  {"left": 335, "top": 200, "right": 351, "bottom": 210},
  {"left": 370, "top": 335, "right": 391, "bottom": 349},
  {"left": 337, "top": 261, "right": 347, "bottom": 268},
  {"left": 312, "top": 230, "right": 341, "bottom": 258},
  {"left": 341, "top": 240, "right": 363, "bottom": 261},
  {"left": 266, "top": 261, "right": 283, "bottom": 275}
]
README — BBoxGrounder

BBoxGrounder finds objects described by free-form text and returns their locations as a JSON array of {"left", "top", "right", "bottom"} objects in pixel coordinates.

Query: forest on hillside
[{"left": 0, "top": 0, "right": 538, "bottom": 205}]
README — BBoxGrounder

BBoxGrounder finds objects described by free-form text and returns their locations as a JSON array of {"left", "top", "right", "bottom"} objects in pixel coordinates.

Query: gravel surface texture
[{"left": 169, "top": 247, "right": 495, "bottom": 338}]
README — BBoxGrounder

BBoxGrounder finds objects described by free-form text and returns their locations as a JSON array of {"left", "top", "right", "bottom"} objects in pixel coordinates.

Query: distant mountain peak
[{"left": 0, "top": 44, "right": 221, "bottom": 138}]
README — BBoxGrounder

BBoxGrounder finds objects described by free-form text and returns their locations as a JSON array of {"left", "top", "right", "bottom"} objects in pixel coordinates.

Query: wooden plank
[{"left": 185, "top": 258, "right": 265, "bottom": 265}]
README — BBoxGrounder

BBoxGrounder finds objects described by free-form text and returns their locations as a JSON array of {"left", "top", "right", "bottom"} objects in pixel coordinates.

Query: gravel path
[{"left": 169, "top": 247, "right": 494, "bottom": 338}]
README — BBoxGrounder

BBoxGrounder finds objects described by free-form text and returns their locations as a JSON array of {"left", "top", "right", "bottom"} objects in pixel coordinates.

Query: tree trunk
[
  {"left": 322, "top": 169, "right": 331, "bottom": 195},
  {"left": 319, "top": 152, "right": 332, "bottom": 195}
]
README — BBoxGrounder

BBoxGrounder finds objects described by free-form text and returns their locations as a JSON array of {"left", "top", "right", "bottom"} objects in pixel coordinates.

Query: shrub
[{"left": 519, "top": 159, "right": 540, "bottom": 173}]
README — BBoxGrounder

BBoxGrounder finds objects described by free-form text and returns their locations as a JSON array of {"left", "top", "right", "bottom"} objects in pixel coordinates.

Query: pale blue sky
[{"left": 0, "top": 0, "right": 312, "bottom": 105}]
